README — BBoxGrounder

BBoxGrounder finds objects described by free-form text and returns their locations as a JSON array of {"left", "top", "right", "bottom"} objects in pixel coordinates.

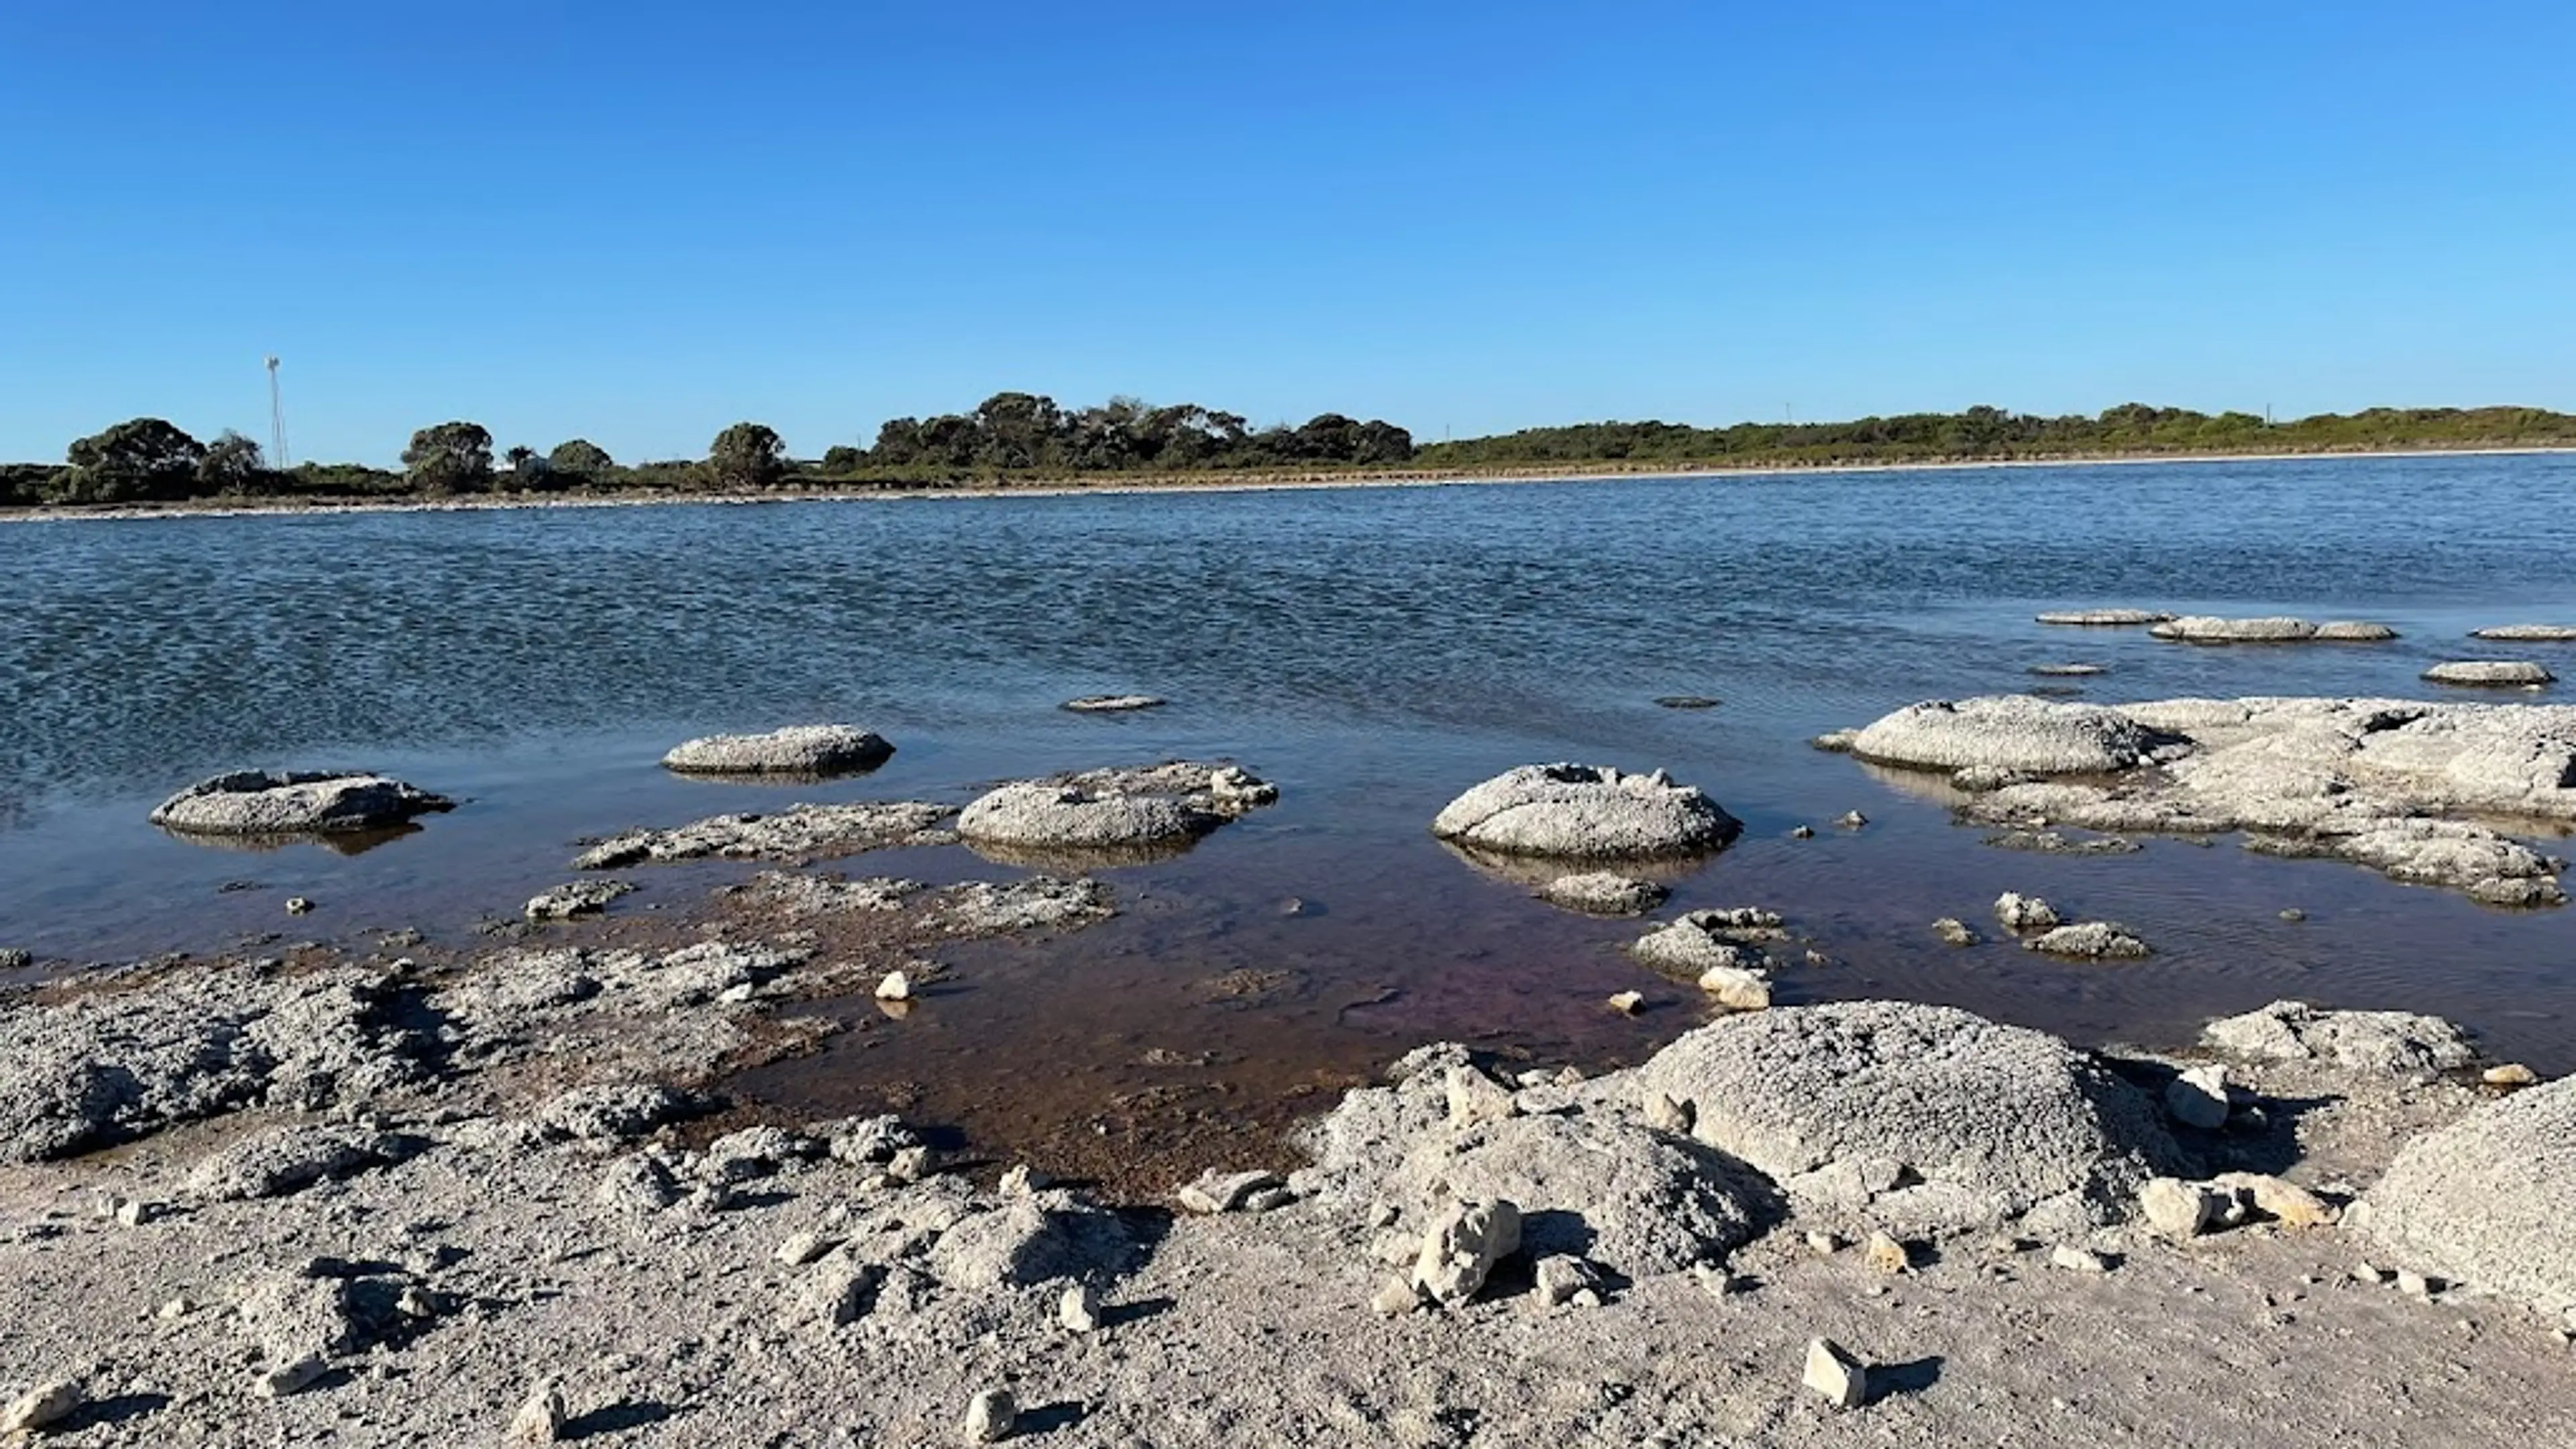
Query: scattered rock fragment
[
  {"left": 1837, "top": 810, "right": 1868, "bottom": 828},
  {"left": 1642, "top": 1090, "right": 1695, "bottom": 1136},
  {"left": 1931, "top": 917, "right": 1979, "bottom": 947},
  {"left": 2164, "top": 1065, "right": 2232, "bottom": 1130},
  {"left": 2139, "top": 1177, "right": 2225, "bottom": 1238},
  {"left": 576, "top": 800, "right": 955, "bottom": 869},
  {"left": 1863, "top": 1230, "right": 1911, "bottom": 1275},
  {"left": 1411, "top": 1198, "right": 1523, "bottom": 1307},
  {"left": 1059, "top": 1282, "right": 1100, "bottom": 1333},
  {"left": 502, "top": 1378, "right": 568, "bottom": 1446},
  {"left": 2213, "top": 1172, "right": 2339, "bottom": 1228},
  {"left": 1177, "top": 1169, "right": 1283, "bottom": 1215},
  {"left": 284, "top": 896, "right": 314, "bottom": 915},
  {"left": 2483, "top": 1063, "right": 2538, "bottom": 1087},
  {"left": 0, "top": 1379, "right": 83, "bottom": 1434},
  {"left": 1371, "top": 1277, "right": 1422, "bottom": 1317},
  {"left": 1444, "top": 1066, "right": 1518, "bottom": 1129},
  {"left": 1994, "top": 892, "right": 2060, "bottom": 932},
  {"left": 525, "top": 879, "right": 633, "bottom": 921},
  {"left": 964, "top": 1387, "right": 1018, "bottom": 1442},
  {"left": 1532, "top": 1254, "right": 1605, "bottom": 1307},
  {"left": 1607, "top": 990, "right": 1646, "bottom": 1015},
  {"left": 1803, "top": 1338, "right": 1867, "bottom": 1410},
  {"left": 2051, "top": 1244, "right": 2111, "bottom": 1273},
  {"left": 1697, "top": 965, "right": 1772, "bottom": 1012},
  {"left": 661, "top": 724, "right": 893, "bottom": 775}
]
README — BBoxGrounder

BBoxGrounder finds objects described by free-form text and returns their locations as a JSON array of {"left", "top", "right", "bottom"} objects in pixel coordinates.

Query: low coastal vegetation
[{"left": 5, "top": 396, "right": 2574, "bottom": 509}]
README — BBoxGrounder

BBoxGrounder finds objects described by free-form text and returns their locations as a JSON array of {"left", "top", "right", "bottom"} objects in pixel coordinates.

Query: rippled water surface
[{"left": 6, "top": 455, "right": 2575, "bottom": 1117}]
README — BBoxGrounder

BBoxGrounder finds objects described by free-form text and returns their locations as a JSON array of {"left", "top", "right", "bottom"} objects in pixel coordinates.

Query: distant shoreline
[{"left": 5, "top": 442, "right": 2573, "bottom": 525}]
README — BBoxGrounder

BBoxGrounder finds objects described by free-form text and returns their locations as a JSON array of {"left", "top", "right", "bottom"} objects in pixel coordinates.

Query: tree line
[
  {"left": 6, "top": 397, "right": 2573, "bottom": 508},
  {"left": 0, "top": 392, "right": 1418, "bottom": 506}
]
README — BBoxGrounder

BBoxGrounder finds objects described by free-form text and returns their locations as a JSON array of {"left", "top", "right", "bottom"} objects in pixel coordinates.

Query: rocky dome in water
[
  {"left": 660, "top": 724, "right": 894, "bottom": 775},
  {"left": 1430, "top": 763, "right": 1738, "bottom": 859},
  {"left": 957, "top": 763, "right": 1277, "bottom": 850},
  {"left": 148, "top": 771, "right": 454, "bottom": 837},
  {"left": 1848, "top": 696, "right": 2162, "bottom": 775}
]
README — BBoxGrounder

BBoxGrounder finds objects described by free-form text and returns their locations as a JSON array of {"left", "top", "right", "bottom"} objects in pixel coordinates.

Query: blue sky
[{"left": 3, "top": 1, "right": 2570, "bottom": 465}]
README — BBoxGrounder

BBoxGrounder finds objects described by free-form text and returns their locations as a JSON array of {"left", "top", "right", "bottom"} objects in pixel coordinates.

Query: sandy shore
[
  {"left": 4, "top": 733, "right": 2575, "bottom": 1443},
  {"left": 5, "top": 444, "right": 2571, "bottom": 527}
]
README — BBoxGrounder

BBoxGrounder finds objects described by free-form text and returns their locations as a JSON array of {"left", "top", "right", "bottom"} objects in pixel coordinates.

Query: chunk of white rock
[
  {"left": 2165, "top": 1065, "right": 2232, "bottom": 1130},
  {"left": 1059, "top": 1282, "right": 1099, "bottom": 1333},
  {"left": 1538, "top": 871, "right": 1669, "bottom": 915},
  {"left": 1696, "top": 965, "right": 1773, "bottom": 1012},
  {"left": 502, "top": 1379, "right": 567, "bottom": 1446},
  {"left": 1607, "top": 990, "right": 1646, "bottom": 1015},
  {"left": 2051, "top": 1244, "right": 2111, "bottom": 1273},
  {"left": 1994, "top": 892, "right": 2060, "bottom": 932},
  {"left": 963, "top": 1387, "right": 1018, "bottom": 1442},
  {"left": 2023, "top": 921, "right": 2151, "bottom": 959},
  {"left": 0, "top": 1379, "right": 83, "bottom": 1434},
  {"left": 1432, "top": 763, "right": 1739, "bottom": 859},
  {"left": 2139, "top": 1177, "right": 2224, "bottom": 1238},
  {"left": 1177, "top": 1169, "right": 1282, "bottom": 1215},
  {"left": 1411, "top": 1198, "right": 1523, "bottom": 1307},
  {"left": 873, "top": 971, "right": 912, "bottom": 1002},
  {"left": 1532, "top": 1254, "right": 1605, "bottom": 1307},
  {"left": 661, "top": 724, "right": 893, "bottom": 775},
  {"left": 1803, "top": 1338, "right": 1867, "bottom": 1409}
]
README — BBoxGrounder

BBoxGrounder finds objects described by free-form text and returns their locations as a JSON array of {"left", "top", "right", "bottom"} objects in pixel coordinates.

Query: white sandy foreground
[{"left": 2, "top": 994, "right": 2571, "bottom": 1447}]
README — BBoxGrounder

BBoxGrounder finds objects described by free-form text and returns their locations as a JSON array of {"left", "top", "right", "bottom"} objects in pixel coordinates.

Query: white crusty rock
[
  {"left": 1803, "top": 1338, "right": 1867, "bottom": 1410},
  {"left": 2148, "top": 616, "right": 2395, "bottom": 643},
  {"left": 1629, "top": 914, "right": 1776, "bottom": 979},
  {"left": 149, "top": 769, "right": 453, "bottom": 836},
  {"left": 2022, "top": 921, "right": 2152, "bottom": 959},
  {"left": 0, "top": 1378, "right": 83, "bottom": 1434},
  {"left": 2422, "top": 661, "right": 2555, "bottom": 687},
  {"left": 1431, "top": 763, "right": 1739, "bottom": 859},
  {"left": 1062, "top": 694, "right": 1164, "bottom": 712},
  {"left": 502, "top": 1378, "right": 568, "bottom": 1446},
  {"left": 660, "top": 724, "right": 894, "bottom": 775},
  {"left": 2359, "top": 1075, "right": 2576, "bottom": 1314},
  {"left": 1177, "top": 1169, "right": 1284, "bottom": 1215},
  {"left": 1532, "top": 1254, "right": 1605, "bottom": 1307},
  {"left": 959, "top": 783, "right": 1218, "bottom": 850},
  {"left": 2164, "top": 1065, "right": 2231, "bottom": 1130},
  {"left": 2036, "top": 608, "right": 2174, "bottom": 626},
  {"left": 1631, "top": 1001, "right": 2183, "bottom": 1235},
  {"left": 1536, "top": 871, "right": 1670, "bottom": 916},
  {"left": 185, "top": 1122, "right": 397, "bottom": 1201},
  {"left": 1849, "top": 696, "right": 2160, "bottom": 775},
  {"left": 525, "top": 878, "right": 634, "bottom": 921},
  {"left": 964, "top": 1387, "right": 1018, "bottom": 1442},
  {"left": 576, "top": 800, "right": 955, "bottom": 869},
  {"left": 1410, "top": 1197, "right": 1523, "bottom": 1307},
  {"left": 1994, "top": 892, "right": 2061, "bottom": 932},
  {"left": 2200, "top": 1000, "right": 2478, "bottom": 1081},
  {"left": 2139, "top": 1176, "right": 2225, "bottom": 1238},
  {"left": 2470, "top": 624, "right": 2576, "bottom": 641}
]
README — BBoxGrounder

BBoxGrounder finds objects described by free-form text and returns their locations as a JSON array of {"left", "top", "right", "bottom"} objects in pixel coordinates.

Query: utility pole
[{"left": 266, "top": 356, "right": 290, "bottom": 467}]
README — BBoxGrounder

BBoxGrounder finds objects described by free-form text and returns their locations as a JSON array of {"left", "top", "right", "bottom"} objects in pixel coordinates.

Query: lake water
[{"left": 5, "top": 455, "right": 2574, "bottom": 1175}]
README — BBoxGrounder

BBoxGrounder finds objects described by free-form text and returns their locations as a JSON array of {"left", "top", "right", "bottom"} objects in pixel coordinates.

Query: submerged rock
[
  {"left": 1432, "top": 763, "right": 1739, "bottom": 859},
  {"left": 575, "top": 800, "right": 955, "bottom": 869},
  {"left": 1538, "top": 871, "right": 1669, "bottom": 916},
  {"left": 2360, "top": 1076, "right": 2576, "bottom": 1314},
  {"left": 660, "top": 724, "right": 894, "bottom": 775},
  {"left": 1631, "top": 1001, "right": 2183, "bottom": 1235},
  {"left": 2422, "top": 661, "right": 2554, "bottom": 687},
  {"left": 525, "top": 879, "right": 634, "bottom": 921},
  {"left": 1849, "top": 697, "right": 2160, "bottom": 775},
  {"left": 1062, "top": 694, "right": 1166, "bottom": 712},
  {"left": 2029, "top": 663, "right": 2106, "bottom": 677},
  {"left": 150, "top": 770, "right": 453, "bottom": 837},
  {"left": 2035, "top": 608, "right": 2173, "bottom": 627}
]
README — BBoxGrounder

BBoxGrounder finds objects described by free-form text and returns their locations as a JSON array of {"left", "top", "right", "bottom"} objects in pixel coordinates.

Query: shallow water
[{"left": 5, "top": 455, "right": 2575, "bottom": 1151}]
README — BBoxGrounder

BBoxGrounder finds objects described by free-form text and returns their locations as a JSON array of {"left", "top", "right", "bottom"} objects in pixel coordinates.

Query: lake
[{"left": 4, "top": 454, "right": 2573, "bottom": 1169}]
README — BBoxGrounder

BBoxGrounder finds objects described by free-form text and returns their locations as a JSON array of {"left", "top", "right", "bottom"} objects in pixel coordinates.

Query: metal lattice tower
[{"left": 265, "top": 356, "right": 290, "bottom": 468}]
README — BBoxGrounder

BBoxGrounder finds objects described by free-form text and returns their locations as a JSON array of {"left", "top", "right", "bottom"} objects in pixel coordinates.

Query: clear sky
[{"left": 4, "top": 1, "right": 2571, "bottom": 465}]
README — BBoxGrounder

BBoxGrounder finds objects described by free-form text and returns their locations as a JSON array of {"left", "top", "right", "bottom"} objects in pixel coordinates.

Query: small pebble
[
  {"left": 2483, "top": 1063, "right": 2538, "bottom": 1087},
  {"left": 1790, "top": 825, "right": 1815, "bottom": 839},
  {"left": 2278, "top": 908, "right": 2306, "bottom": 922},
  {"left": 1059, "top": 1282, "right": 1099, "bottom": 1334},
  {"left": 2051, "top": 1245, "right": 2110, "bottom": 1274},
  {"left": 1837, "top": 810, "right": 1868, "bottom": 829},
  {"left": 963, "top": 1388, "right": 1017, "bottom": 1442},
  {"left": 1805, "top": 1230, "right": 1843, "bottom": 1256},
  {"left": 1607, "top": 990, "right": 1646, "bottom": 1015},
  {"left": 284, "top": 896, "right": 314, "bottom": 915},
  {"left": 873, "top": 971, "right": 912, "bottom": 1002}
]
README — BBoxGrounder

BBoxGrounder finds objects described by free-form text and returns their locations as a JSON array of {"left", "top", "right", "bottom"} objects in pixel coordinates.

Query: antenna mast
[{"left": 265, "top": 356, "right": 290, "bottom": 468}]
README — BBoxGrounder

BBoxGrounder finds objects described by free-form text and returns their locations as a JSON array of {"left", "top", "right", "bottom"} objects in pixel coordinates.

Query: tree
[
  {"left": 402, "top": 421, "right": 495, "bottom": 494},
  {"left": 52, "top": 417, "right": 207, "bottom": 502},
  {"left": 546, "top": 439, "right": 614, "bottom": 483},
  {"left": 820, "top": 444, "right": 863, "bottom": 474},
  {"left": 197, "top": 430, "right": 268, "bottom": 493},
  {"left": 706, "top": 422, "right": 786, "bottom": 490}
]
